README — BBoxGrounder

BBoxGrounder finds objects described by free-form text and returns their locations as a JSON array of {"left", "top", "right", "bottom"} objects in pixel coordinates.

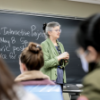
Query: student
[
  {"left": 15, "top": 42, "right": 55, "bottom": 85},
  {"left": 41, "top": 22, "right": 69, "bottom": 90},
  {"left": 76, "top": 14, "right": 100, "bottom": 100},
  {"left": 0, "top": 57, "right": 39, "bottom": 100}
]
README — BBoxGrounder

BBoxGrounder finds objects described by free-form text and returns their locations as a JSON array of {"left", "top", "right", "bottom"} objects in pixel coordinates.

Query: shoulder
[
  {"left": 42, "top": 79, "right": 55, "bottom": 85},
  {"left": 83, "top": 68, "right": 100, "bottom": 83},
  {"left": 19, "top": 79, "right": 55, "bottom": 85},
  {"left": 41, "top": 39, "right": 48, "bottom": 47},
  {"left": 41, "top": 39, "right": 47, "bottom": 45},
  {"left": 83, "top": 68, "right": 100, "bottom": 92},
  {"left": 81, "top": 69, "right": 100, "bottom": 100}
]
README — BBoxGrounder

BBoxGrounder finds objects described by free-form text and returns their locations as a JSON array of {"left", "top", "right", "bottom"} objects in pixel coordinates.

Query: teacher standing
[{"left": 41, "top": 22, "right": 69, "bottom": 90}]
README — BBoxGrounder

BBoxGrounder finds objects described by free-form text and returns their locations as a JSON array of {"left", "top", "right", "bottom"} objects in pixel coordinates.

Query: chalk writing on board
[
  {"left": 0, "top": 37, "right": 10, "bottom": 47},
  {"left": 12, "top": 44, "right": 26, "bottom": 54},
  {"left": 9, "top": 52, "right": 16, "bottom": 59},
  {"left": 0, "top": 53, "right": 7, "bottom": 59},
  {"left": 0, "top": 39, "right": 28, "bottom": 59},
  {"left": 11, "top": 37, "right": 16, "bottom": 44},
  {"left": 0, "top": 24, "right": 45, "bottom": 60},
  {"left": 0, "top": 45, "right": 10, "bottom": 52},
  {"left": 20, "top": 37, "right": 29, "bottom": 46},
  {"left": 0, "top": 25, "right": 44, "bottom": 40}
]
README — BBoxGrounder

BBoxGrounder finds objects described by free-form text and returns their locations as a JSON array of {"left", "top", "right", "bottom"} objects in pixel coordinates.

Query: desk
[
  {"left": 63, "top": 90, "right": 82, "bottom": 93},
  {"left": 63, "top": 90, "right": 82, "bottom": 100}
]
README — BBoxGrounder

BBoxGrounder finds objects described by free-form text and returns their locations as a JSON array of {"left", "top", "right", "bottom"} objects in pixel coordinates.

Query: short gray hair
[{"left": 44, "top": 22, "right": 61, "bottom": 38}]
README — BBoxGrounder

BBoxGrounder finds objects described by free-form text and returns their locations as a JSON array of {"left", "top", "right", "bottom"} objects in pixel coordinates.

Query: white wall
[{"left": 0, "top": 0, "right": 100, "bottom": 18}]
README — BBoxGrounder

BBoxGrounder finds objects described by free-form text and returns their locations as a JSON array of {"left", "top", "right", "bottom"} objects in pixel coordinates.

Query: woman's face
[
  {"left": 48, "top": 26, "right": 61, "bottom": 39},
  {"left": 77, "top": 46, "right": 98, "bottom": 63},
  {"left": 76, "top": 47, "right": 99, "bottom": 72}
]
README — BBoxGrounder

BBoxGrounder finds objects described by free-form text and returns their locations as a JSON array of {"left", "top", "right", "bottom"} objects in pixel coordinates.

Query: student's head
[
  {"left": 19, "top": 42, "right": 44, "bottom": 73},
  {"left": 76, "top": 14, "right": 100, "bottom": 64},
  {"left": 0, "top": 58, "right": 18, "bottom": 100},
  {"left": 43, "top": 22, "right": 61, "bottom": 40}
]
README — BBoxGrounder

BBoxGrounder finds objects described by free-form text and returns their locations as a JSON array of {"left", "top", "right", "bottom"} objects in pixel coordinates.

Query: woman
[
  {"left": 0, "top": 57, "right": 39, "bottom": 100},
  {"left": 15, "top": 42, "right": 55, "bottom": 85},
  {"left": 76, "top": 14, "right": 100, "bottom": 100},
  {"left": 41, "top": 22, "right": 69, "bottom": 90}
]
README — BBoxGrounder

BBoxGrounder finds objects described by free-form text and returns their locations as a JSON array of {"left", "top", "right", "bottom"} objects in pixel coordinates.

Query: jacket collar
[
  {"left": 46, "top": 38, "right": 63, "bottom": 56},
  {"left": 15, "top": 70, "right": 50, "bottom": 82}
]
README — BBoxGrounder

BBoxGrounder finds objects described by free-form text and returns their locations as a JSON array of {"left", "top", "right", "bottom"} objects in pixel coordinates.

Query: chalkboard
[{"left": 0, "top": 10, "right": 86, "bottom": 83}]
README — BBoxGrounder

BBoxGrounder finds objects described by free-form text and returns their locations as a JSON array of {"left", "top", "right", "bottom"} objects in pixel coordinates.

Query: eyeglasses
[{"left": 51, "top": 29, "right": 62, "bottom": 33}]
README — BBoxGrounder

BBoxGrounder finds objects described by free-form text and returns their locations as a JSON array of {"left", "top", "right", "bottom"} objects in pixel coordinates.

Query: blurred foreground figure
[
  {"left": 0, "top": 57, "right": 39, "bottom": 100},
  {"left": 76, "top": 14, "right": 100, "bottom": 100}
]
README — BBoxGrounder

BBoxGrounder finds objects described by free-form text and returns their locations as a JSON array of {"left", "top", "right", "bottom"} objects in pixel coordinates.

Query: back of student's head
[
  {"left": 0, "top": 58, "right": 18, "bottom": 100},
  {"left": 76, "top": 14, "right": 100, "bottom": 72},
  {"left": 76, "top": 13, "right": 100, "bottom": 52},
  {"left": 20, "top": 42, "right": 44, "bottom": 71}
]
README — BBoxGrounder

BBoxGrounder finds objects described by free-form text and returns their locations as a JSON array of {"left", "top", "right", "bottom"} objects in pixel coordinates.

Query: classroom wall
[{"left": 0, "top": 0, "right": 100, "bottom": 18}]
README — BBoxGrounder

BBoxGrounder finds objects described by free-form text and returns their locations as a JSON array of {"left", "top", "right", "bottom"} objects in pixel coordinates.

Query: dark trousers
[
  {"left": 57, "top": 84, "right": 63, "bottom": 91},
  {"left": 52, "top": 81, "right": 63, "bottom": 91},
  {"left": 60, "top": 84, "right": 63, "bottom": 91}
]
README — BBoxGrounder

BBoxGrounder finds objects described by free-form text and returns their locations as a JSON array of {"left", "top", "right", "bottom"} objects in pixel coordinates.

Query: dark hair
[
  {"left": 43, "top": 23, "right": 47, "bottom": 32},
  {"left": 0, "top": 58, "right": 18, "bottom": 100},
  {"left": 76, "top": 13, "right": 100, "bottom": 52},
  {"left": 20, "top": 42, "right": 44, "bottom": 70}
]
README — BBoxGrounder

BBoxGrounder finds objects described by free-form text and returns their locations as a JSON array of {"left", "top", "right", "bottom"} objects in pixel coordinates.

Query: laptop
[
  {"left": 64, "top": 84, "right": 80, "bottom": 90},
  {"left": 24, "top": 85, "right": 63, "bottom": 100}
]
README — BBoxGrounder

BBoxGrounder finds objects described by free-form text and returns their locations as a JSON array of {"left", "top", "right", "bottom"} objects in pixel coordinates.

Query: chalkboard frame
[
  {"left": 0, "top": 9, "right": 83, "bottom": 21},
  {"left": 0, "top": 9, "right": 85, "bottom": 84}
]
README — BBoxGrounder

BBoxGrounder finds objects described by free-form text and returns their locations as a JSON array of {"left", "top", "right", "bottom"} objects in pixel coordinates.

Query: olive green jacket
[
  {"left": 41, "top": 38, "right": 68, "bottom": 83},
  {"left": 81, "top": 64, "right": 100, "bottom": 100}
]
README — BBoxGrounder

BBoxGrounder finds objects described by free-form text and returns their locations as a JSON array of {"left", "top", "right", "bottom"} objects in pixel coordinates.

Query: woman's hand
[
  {"left": 64, "top": 53, "right": 69, "bottom": 63},
  {"left": 57, "top": 52, "right": 69, "bottom": 61}
]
